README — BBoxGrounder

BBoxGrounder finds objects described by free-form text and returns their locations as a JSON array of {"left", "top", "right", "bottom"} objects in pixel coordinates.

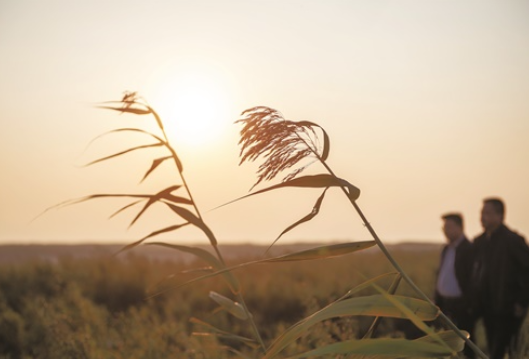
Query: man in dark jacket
[
  {"left": 472, "top": 197, "right": 529, "bottom": 359},
  {"left": 435, "top": 213, "right": 475, "bottom": 358}
]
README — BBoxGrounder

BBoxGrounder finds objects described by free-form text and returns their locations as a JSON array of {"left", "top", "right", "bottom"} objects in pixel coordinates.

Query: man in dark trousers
[
  {"left": 435, "top": 213, "right": 475, "bottom": 358},
  {"left": 472, "top": 197, "right": 529, "bottom": 359}
]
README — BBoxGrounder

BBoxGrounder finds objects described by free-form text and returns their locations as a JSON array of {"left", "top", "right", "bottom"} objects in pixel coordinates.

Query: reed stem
[
  {"left": 315, "top": 158, "right": 487, "bottom": 358},
  {"left": 350, "top": 200, "right": 488, "bottom": 359},
  {"left": 153, "top": 108, "right": 267, "bottom": 353}
]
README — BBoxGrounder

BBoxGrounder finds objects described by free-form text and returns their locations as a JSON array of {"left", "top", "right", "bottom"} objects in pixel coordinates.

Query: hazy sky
[{"left": 1, "top": 0, "right": 528, "bottom": 246}]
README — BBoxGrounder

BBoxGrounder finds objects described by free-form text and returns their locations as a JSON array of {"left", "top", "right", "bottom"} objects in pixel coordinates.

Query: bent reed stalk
[
  {"left": 145, "top": 97, "right": 267, "bottom": 352},
  {"left": 236, "top": 106, "right": 488, "bottom": 359},
  {"left": 85, "top": 92, "right": 266, "bottom": 352},
  {"left": 321, "top": 158, "right": 487, "bottom": 359}
]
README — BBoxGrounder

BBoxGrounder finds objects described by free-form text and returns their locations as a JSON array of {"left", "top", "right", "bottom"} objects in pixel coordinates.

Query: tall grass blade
[
  {"left": 223, "top": 347, "right": 258, "bottom": 359},
  {"left": 284, "top": 338, "right": 454, "bottom": 359},
  {"left": 83, "top": 143, "right": 164, "bottom": 167},
  {"left": 147, "top": 244, "right": 380, "bottom": 299},
  {"left": 86, "top": 128, "right": 166, "bottom": 146},
  {"left": 128, "top": 185, "right": 190, "bottom": 228},
  {"left": 190, "top": 318, "right": 257, "bottom": 346},
  {"left": 266, "top": 188, "right": 329, "bottom": 252},
  {"left": 159, "top": 190, "right": 193, "bottom": 205},
  {"left": 141, "top": 156, "right": 172, "bottom": 183},
  {"left": 34, "top": 193, "right": 152, "bottom": 222},
  {"left": 166, "top": 204, "right": 217, "bottom": 246},
  {"left": 341, "top": 272, "right": 399, "bottom": 299},
  {"left": 146, "top": 242, "right": 221, "bottom": 268},
  {"left": 108, "top": 199, "right": 143, "bottom": 219},
  {"left": 180, "top": 266, "right": 214, "bottom": 274},
  {"left": 412, "top": 330, "right": 466, "bottom": 353},
  {"left": 217, "top": 174, "right": 360, "bottom": 210},
  {"left": 117, "top": 223, "right": 191, "bottom": 254},
  {"left": 266, "top": 241, "right": 375, "bottom": 262},
  {"left": 363, "top": 273, "right": 402, "bottom": 339},
  {"left": 209, "top": 291, "right": 248, "bottom": 320},
  {"left": 369, "top": 280, "right": 449, "bottom": 350},
  {"left": 129, "top": 198, "right": 157, "bottom": 228},
  {"left": 145, "top": 242, "right": 240, "bottom": 293},
  {"left": 96, "top": 105, "right": 151, "bottom": 115},
  {"left": 264, "top": 295, "right": 438, "bottom": 358}
]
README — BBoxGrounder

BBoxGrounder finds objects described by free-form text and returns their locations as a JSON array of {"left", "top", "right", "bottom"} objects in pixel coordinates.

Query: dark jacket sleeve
[
  {"left": 455, "top": 238, "right": 474, "bottom": 299},
  {"left": 508, "top": 232, "right": 529, "bottom": 308}
]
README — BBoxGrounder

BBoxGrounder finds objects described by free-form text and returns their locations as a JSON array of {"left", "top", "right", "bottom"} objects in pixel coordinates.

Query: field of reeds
[
  {"left": 2, "top": 243, "right": 527, "bottom": 359},
  {"left": 0, "top": 243, "right": 453, "bottom": 358}
]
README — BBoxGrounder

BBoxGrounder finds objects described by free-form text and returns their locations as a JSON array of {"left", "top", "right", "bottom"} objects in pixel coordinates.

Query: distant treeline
[{"left": 0, "top": 242, "right": 439, "bottom": 264}]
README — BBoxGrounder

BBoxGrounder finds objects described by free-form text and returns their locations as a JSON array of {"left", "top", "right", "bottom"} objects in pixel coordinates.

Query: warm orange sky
[{"left": 1, "top": 1, "right": 528, "bottom": 246}]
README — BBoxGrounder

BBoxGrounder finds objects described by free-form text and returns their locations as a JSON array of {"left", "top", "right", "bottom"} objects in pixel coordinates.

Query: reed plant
[{"left": 45, "top": 92, "right": 486, "bottom": 358}]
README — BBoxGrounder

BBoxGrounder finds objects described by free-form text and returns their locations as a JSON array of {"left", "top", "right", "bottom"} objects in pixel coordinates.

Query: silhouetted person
[
  {"left": 435, "top": 213, "right": 475, "bottom": 358},
  {"left": 472, "top": 197, "right": 529, "bottom": 359}
]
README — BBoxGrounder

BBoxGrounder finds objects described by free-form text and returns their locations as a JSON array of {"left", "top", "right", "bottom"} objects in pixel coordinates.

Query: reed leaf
[
  {"left": 266, "top": 241, "right": 375, "bottom": 262},
  {"left": 128, "top": 185, "right": 190, "bottom": 228},
  {"left": 101, "top": 91, "right": 166, "bottom": 132},
  {"left": 147, "top": 242, "right": 372, "bottom": 296},
  {"left": 83, "top": 142, "right": 164, "bottom": 167},
  {"left": 266, "top": 188, "right": 329, "bottom": 252},
  {"left": 145, "top": 242, "right": 240, "bottom": 293},
  {"left": 108, "top": 200, "right": 143, "bottom": 219},
  {"left": 217, "top": 174, "right": 360, "bottom": 210},
  {"left": 180, "top": 266, "right": 214, "bottom": 274},
  {"left": 190, "top": 318, "right": 257, "bottom": 345},
  {"left": 369, "top": 280, "right": 447, "bottom": 350},
  {"left": 129, "top": 199, "right": 156, "bottom": 228},
  {"left": 141, "top": 156, "right": 172, "bottom": 183},
  {"left": 284, "top": 338, "right": 454, "bottom": 359},
  {"left": 209, "top": 291, "right": 248, "bottom": 320},
  {"left": 37, "top": 193, "right": 152, "bottom": 218},
  {"left": 166, "top": 204, "right": 217, "bottom": 246},
  {"left": 117, "top": 223, "right": 191, "bottom": 254},
  {"left": 363, "top": 273, "right": 402, "bottom": 339},
  {"left": 96, "top": 105, "right": 151, "bottom": 115},
  {"left": 97, "top": 92, "right": 149, "bottom": 114},
  {"left": 147, "top": 242, "right": 379, "bottom": 299},
  {"left": 264, "top": 295, "right": 439, "bottom": 358},
  {"left": 146, "top": 242, "right": 221, "bottom": 268},
  {"left": 82, "top": 128, "right": 167, "bottom": 153},
  {"left": 411, "top": 329, "right": 467, "bottom": 354},
  {"left": 222, "top": 347, "right": 258, "bottom": 359},
  {"left": 339, "top": 272, "right": 399, "bottom": 300}
]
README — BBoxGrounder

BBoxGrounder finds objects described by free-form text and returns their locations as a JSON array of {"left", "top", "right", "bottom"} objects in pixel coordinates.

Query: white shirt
[{"left": 436, "top": 236, "right": 464, "bottom": 298}]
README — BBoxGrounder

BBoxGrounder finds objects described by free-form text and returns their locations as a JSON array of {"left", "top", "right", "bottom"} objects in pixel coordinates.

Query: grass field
[{"left": 0, "top": 243, "right": 527, "bottom": 358}]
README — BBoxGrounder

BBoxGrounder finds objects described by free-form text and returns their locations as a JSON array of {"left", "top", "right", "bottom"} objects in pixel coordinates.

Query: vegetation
[
  {"left": 27, "top": 92, "right": 496, "bottom": 358},
  {"left": 2, "top": 249, "right": 528, "bottom": 358}
]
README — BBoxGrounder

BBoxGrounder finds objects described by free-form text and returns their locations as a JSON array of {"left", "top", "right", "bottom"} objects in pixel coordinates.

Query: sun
[{"left": 150, "top": 68, "right": 233, "bottom": 149}]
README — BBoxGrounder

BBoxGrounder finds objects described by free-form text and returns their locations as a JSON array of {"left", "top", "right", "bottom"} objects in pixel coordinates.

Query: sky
[{"left": 1, "top": 0, "right": 528, "bottom": 247}]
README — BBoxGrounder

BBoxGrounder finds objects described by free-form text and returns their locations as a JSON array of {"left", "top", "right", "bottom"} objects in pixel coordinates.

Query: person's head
[
  {"left": 441, "top": 213, "right": 464, "bottom": 243},
  {"left": 480, "top": 197, "right": 505, "bottom": 232}
]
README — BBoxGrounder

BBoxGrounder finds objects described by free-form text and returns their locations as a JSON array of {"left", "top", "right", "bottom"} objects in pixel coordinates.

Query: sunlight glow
[{"left": 152, "top": 69, "right": 232, "bottom": 149}]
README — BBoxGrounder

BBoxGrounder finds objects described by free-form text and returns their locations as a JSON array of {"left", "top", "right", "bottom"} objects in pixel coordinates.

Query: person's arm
[{"left": 510, "top": 234, "right": 529, "bottom": 312}]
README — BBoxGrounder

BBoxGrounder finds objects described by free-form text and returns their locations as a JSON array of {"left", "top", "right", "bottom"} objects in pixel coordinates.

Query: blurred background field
[{"left": 0, "top": 242, "right": 527, "bottom": 358}]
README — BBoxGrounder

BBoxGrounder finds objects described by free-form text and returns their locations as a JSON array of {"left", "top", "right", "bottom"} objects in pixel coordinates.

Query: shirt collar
[{"left": 449, "top": 235, "right": 465, "bottom": 249}]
